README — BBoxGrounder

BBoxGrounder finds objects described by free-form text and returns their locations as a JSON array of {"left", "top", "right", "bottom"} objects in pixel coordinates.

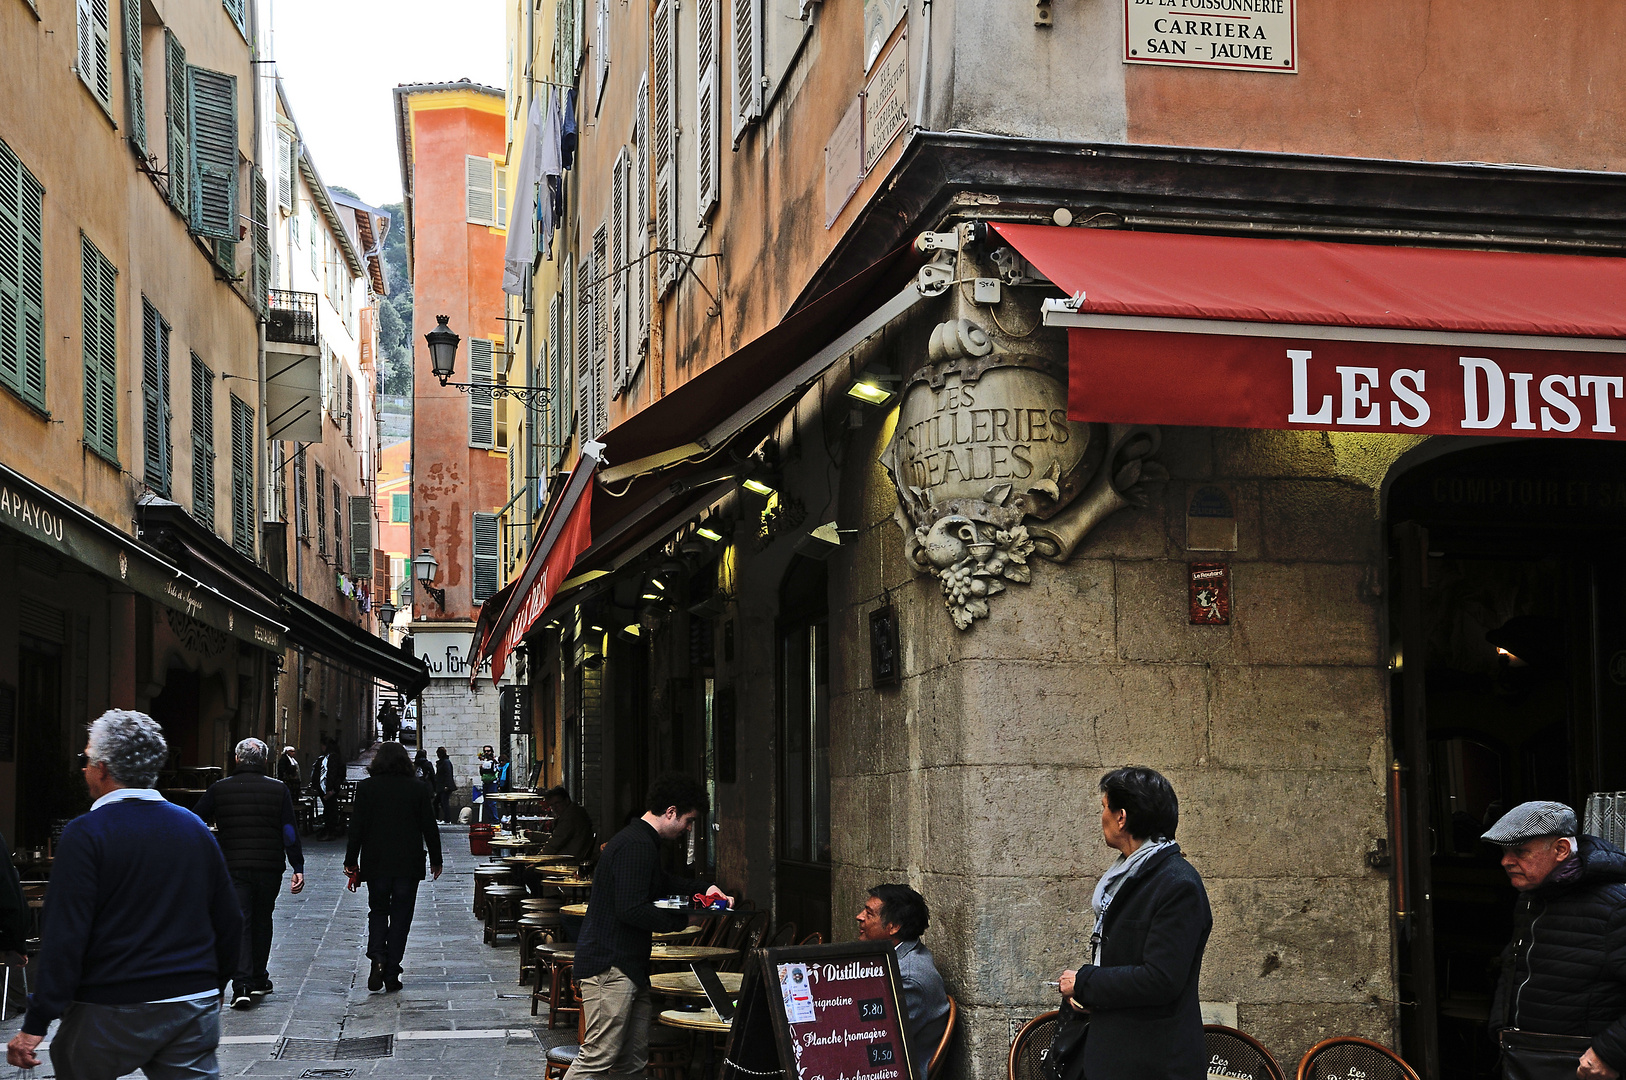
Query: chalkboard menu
[{"left": 723, "top": 941, "right": 919, "bottom": 1080}]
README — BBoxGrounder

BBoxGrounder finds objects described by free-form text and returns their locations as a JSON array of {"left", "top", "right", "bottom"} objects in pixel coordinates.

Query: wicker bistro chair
[
  {"left": 1296, "top": 1038, "right": 1421, "bottom": 1080},
  {"left": 1007, "top": 1011, "right": 1060, "bottom": 1080},
  {"left": 1204, "top": 1025, "right": 1285, "bottom": 1080},
  {"left": 796, "top": 931, "right": 824, "bottom": 946},
  {"left": 764, "top": 922, "right": 799, "bottom": 948},
  {"left": 926, "top": 996, "right": 958, "bottom": 1080}
]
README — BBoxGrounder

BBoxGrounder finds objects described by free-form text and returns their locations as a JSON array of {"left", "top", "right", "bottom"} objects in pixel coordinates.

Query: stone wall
[
  {"left": 829, "top": 420, "right": 1424, "bottom": 1078},
  {"left": 420, "top": 678, "right": 503, "bottom": 816}
]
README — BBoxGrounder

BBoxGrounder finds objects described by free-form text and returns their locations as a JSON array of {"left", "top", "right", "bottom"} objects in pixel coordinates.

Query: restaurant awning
[
  {"left": 991, "top": 223, "right": 1626, "bottom": 440},
  {"left": 472, "top": 245, "right": 932, "bottom": 681},
  {"left": 281, "top": 590, "right": 431, "bottom": 698}
]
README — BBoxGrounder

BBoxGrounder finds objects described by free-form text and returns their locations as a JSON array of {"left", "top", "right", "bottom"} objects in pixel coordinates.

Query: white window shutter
[
  {"left": 547, "top": 291, "right": 563, "bottom": 460},
  {"left": 653, "top": 0, "right": 677, "bottom": 294},
  {"left": 276, "top": 130, "right": 293, "bottom": 209},
  {"left": 466, "top": 155, "right": 496, "bottom": 226},
  {"left": 731, "top": 0, "right": 762, "bottom": 141},
  {"left": 634, "top": 75, "right": 650, "bottom": 362},
  {"left": 468, "top": 337, "right": 495, "bottom": 448},
  {"left": 496, "top": 164, "right": 509, "bottom": 229},
  {"left": 609, "top": 153, "right": 627, "bottom": 399},
  {"left": 348, "top": 495, "right": 373, "bottom": 579},
  {"left": 79, "top": 0, "right": 112, "bottom": 110},
  {"left": 472, "top": 512, "right": 500, "bottom": 603},
  {"left": 594, "top": 0, "right": 609, "bottom": 113},
  {"left": 575, "top": 249, "right": 593, "bottom": 441},
  {"left": 591, "top": 224, "right": 609, "bottom": 438},
  {"left": 696, "top": 0, "right": 721, "bottom": 225}
]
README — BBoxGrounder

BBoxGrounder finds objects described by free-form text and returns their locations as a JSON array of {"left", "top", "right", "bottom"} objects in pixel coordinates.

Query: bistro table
[
  {"left": 657, "top": 1007, "right": 731, "bottom": 1035},
  {"left": 649, "top": 971, "right": 743, "bottom": 999},
  {"left": 649, "top": 945, "right": 736, "bottom": 964},
  {"left": 561, "top": 902, "right": 588, "bottom": 917},
  {"left": 483, "top": 791, "right": 549, "bottom": 835}
]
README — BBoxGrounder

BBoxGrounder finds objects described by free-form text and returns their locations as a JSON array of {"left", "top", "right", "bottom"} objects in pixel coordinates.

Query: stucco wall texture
[{"left": 829, "top": 410, "right": 1419, "bottom": 1077}]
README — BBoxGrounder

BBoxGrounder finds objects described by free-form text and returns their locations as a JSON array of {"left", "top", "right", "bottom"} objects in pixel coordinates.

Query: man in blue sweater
[{"left": 5, "top": 710, "right": 241, "bottom": 1080}]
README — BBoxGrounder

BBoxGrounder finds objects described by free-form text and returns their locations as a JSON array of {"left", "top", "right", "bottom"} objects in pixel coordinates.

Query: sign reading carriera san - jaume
[
  {"left": 1124, "top": 0, "right": 1297, "bottom": 73},
  {"left": 880, "top": 234, "right": 1167, "bottom": 629}
]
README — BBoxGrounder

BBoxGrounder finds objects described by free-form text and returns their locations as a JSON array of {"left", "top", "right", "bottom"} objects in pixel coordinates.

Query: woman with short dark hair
[{"left": 1056, "top": 766, "right": 1212, "bottom": 1080}]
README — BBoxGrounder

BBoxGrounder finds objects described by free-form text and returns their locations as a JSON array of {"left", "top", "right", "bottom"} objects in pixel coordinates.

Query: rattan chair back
[{"left": 1296, "top": 1037, "right": 1420, "bottom": 1080}]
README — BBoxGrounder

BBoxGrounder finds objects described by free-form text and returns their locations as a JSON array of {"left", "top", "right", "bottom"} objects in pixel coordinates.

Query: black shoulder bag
[
  {"left": 1040, "top": 1001, "right": 1088, "bottom": 1080},
  {"left": 1498, "top": 1029, "right": 1595, "bottom": 1080}
]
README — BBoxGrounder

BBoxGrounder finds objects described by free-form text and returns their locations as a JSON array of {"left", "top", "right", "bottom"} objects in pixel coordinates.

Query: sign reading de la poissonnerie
[
  {"left": 1067, "top": 329, "right": 1626, "bottom": 441},
  {"left": 1125, "top": 0, "right": 1296, "bottom": 73}
]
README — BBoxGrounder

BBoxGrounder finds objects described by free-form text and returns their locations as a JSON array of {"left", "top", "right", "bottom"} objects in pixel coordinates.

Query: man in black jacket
[
  {"left": 1485, "top": 801, "right": 1626, "bottom": 1080},
  {"left": 193, "top": 737, "right": 305, "bottom": 1010},
  {"left": 344, "top": 741, "right": 442, "bottom": 992}
]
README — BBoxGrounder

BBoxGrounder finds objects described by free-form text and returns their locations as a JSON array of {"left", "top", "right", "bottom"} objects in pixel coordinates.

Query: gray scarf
[{"left": 1089, "top": 839, "right": 1174, "bottom": 961}]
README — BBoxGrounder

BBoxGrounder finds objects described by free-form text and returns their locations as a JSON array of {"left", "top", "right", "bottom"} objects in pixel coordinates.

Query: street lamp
[
  {"left": 414, "top": 547, "right": 445, "bottom": 611},
  {"left": 376, "top": 599, "right": 397, "bottom": 627},
  {"left": 424, "top": 314, "right": 554, "bottom": 410}
]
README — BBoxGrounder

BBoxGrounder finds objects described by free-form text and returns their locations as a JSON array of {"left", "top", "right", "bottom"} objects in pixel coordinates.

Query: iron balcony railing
[{"left": 267, "top": 290, "right": 319, "bottom": 346}]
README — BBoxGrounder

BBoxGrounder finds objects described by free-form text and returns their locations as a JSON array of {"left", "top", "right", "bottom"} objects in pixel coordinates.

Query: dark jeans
[
  {"left": 232, "top": 870, "right": 282, "bottom": 989},
  {"left": 51, "top": 996, "right": 219, "bottom": 1080},
  {"left": 365, "top": 877, "right": 419, "bottom": 973},
  {"left": 320, "top": 794, "right": 340, "bottom": 835},
  {"left": 436, "top": 788, "right": 453, "bottom": 822}
]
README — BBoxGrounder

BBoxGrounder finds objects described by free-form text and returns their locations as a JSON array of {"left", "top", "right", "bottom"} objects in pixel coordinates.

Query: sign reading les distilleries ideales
[
  {"left": 724, "top": 941, "right": 919, "bottom": 1080},
  {"left": 1124, "top": 0, "right": 1296, "bottom": 72}
]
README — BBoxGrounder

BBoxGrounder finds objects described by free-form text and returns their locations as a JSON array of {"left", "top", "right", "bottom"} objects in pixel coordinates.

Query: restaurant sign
[
  {"left": 1067, "top": 329, "right": 1626, "bottom": 441},
  {"left": 415, "top": 631, "right": 499, "bottom": 681},
  {"left": 1125, "top": 0, "right": 1296, "bottom": 73}
]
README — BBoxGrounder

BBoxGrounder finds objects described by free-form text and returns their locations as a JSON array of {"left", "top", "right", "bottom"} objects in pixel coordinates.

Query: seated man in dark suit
[{"left": 857, "top": 883, "right": 950, "bottom": 1078}]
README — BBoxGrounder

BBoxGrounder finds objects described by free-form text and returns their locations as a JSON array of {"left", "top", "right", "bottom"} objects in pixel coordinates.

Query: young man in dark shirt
[{"left": 565, "top": 773, "right": 731, "bottom": 1080}]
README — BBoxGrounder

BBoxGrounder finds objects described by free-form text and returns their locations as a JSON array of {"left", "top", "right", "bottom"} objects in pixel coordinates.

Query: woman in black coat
[
  {"left": 343, "top": 742, "right": 442, "bottom": 992},
  {"left": 1058, "top": 767, "right": 1212, "bottom": 1080},
  {"left": 413, "top": 749, "right": 435, "bottom": 791}
]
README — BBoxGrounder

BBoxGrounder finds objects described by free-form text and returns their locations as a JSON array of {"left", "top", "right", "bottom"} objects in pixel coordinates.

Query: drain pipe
[{"left": 913, "top": 0, "right": 933, "bottom": 128}]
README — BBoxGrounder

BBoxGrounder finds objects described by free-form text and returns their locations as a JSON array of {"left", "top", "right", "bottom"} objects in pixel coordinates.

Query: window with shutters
[
  {"left": 575, "top": 248, "right": 594, "bottom": 443},
  {"left": 77, "top": 0, "right": 113, "bottom": 113},
  {"left": 391, "top": 493, "right": 409, "bottom": 523},
  {"left": 314, "top": 462, "right": 327, "bottom": 554},
  {"left": 345, "top": 375, "right": 354, "bottom": 443},
  {"left": 496, "top": 165, "right": 509, "bottom": 230},
  {"left": 591, "top": 224, "right": 609, "bottom": 439},
  {"left": 140, "top": 299, "right": 172, "bottom": 497},
  {"left": 653, "top": 0, "right": 676, "bottom": 293},
  {"left": 0, "top": 139, "right": 47, "bottom": 413},
  {"left": 472, "top": 512, "right": 500, "bottom": 604},
  {"left": 609, "top": 150, "right": 627, "bottom": 400},
  {"left": 186, "top": 65, "right": 237, "bottom": 241},
  {"left": 276, "top": 130, "right": 293, "bottom": 210},
  {"left": 466, "top": 156, "right": 498, "bottom": 226},
  {"left": 190, "top": 354, "right": 215, "bottom": 530},
  {"left": 468, "top": 337, "right": 495, "bottom": 448},
  {"left": 695, "top": 0, "right": 722, "bottom": 226},
  {"left": 80, "top": 235, "right": 119, "bottom": 465},
  {"left": 250, "top": 165, "right": 268, "bottom": 317},
  {"left": 332, "top": 480, "right": 343, "bottom": 573},
  {"left": 309, "top": 210, "right": 319, "bottom": 277},
  {"left": 164, "top": 31, "right": 188, "bottom": 215},
  {"left": 547, "top": 290, "right": 563, "bottom": 474},
  {"left": 294, "top": 449, "right": 309, "bottom": 540},
  {"left": 221, "top": 0, "right": 245, "bottom": 38},
  {"left": 348, "top": 496, "right": 373, "bottom": 579},
  {"left": 120, "top": 0, "right": 145, "bottom": 153},
  {"left": 634, "top": 76, "right": 650, "bottom": 367},
  {"left": 229, "top": 395, "right": 254, "bottom": 559},
  {"left": 731, "top": 0, "right": 763, "bottom": 141},
  {"left": 594, "top": 0, "right": 609, "bottom": 114}
]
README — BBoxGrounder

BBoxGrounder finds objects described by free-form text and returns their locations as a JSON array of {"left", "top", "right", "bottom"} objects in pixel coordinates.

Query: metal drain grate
[
  {"left": 299, "top": 1070, "right": 358, "bottom": 1078},
  {"left": 273, "top": 1036, "right": 395, "bottom": 1061}
]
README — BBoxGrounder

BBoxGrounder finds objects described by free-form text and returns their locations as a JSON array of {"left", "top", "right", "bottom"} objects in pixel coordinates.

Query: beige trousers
[{"left": 563, "top": 967, "right": 653, "bottom": 1080}]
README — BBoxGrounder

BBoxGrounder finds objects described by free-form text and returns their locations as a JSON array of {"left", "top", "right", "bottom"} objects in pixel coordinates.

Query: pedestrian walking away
[
  {"left": 320, "top": 738, "right": 345, "bottom": 839},
  {"left": 434, "top": 747, "right": 457, "bottom": 823},
  {"left": 1057, "top": 766, "right": 1212, "bottom": 1080},
  {"left": 192, "top": 737, "right": 306, "bottom": 1009},
  {"left": 1482, "top": 801, "right": 1626, "bottom": 1080},
  {"left": 565, "top": 772, "right": 733, "bottom": 1080},
  {"left": 378, "top": 700, "right": 400, "bottom": 743},
  {"left": 344, "top": 741, "right": 442, "bottom": 993},
  {"left": 6, "top": 710, "right": 241, "bottom": 1080}
]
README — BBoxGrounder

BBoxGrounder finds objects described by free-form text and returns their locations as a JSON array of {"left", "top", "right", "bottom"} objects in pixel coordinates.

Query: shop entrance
[{"left": 1390, "top": 440, "right": 1626, "bottom": 1079}]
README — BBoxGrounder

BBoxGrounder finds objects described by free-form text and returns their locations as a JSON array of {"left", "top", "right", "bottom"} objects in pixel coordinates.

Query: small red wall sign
[{"left": 1189, "top": 563, "right": 1231, "bottom": 625}]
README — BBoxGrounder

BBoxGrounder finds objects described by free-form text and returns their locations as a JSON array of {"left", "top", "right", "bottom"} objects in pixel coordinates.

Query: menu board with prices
[{"left": 723, "top": 941, "right": 919, "bottom": 1080}]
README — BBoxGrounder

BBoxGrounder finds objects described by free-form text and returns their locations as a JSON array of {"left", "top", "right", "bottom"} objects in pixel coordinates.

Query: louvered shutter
[
  {"left": 652, "top": 0, "right": 676, "bottom": 294},
  {"left": 575, "top": 249, "right": 594, "bottom": 441},
  {"left": 78, "top": 0, "right": 112, "bottom": 111},
  {"left": 164, "top": 31, "right": 187, "bottom": 214},
  {"left": 546, "top": 292, "right": 563, "bottom": 464},
  {"left": 0, "top": 142, "right": 46, "bottom": 411},
  {"left": 466, "top": 155, "right": 496, "bottom": 225},
  {"left": 591, "top": 225, "right": 608, "bottom": 438},
  {"left": 332, "top": 481, "right": 343, "bottom": 572},
  {"left": 121, "top": 0, "right": 145, "bottom": 153},
  {"left": 594, "top": 0, "right": 609, "bottom": 113},
  {"left": 696, "top": 0, "right": 721, "bottom": 225},
  {"left": 141, "top": 299, "right": 172, "bottom": 496},
  {"left": 221, "top": 0, "right": 244, "bottom": 36},
  {"left": 276, "top": 130, "right": 292, "bottom": 209},
  {"left": 468, "top": 337, "right": 495, "bottom": 448},
  {"left": 558, "top": 255, "right": 573, "bottom": 450},
  {"left": 187, "top": 65, "right": 237, "bottom": 240},
  {"left": 251, "top": 164, "right": 269, "bottom": 317},
  {"left": 609, "top": 153, "right": 627, "bottom": 399},
  {"left": 731, "top": 0, "right": 762, "bottom": 141},
  {"left": 230, "top": 395, "right": 255, "bottom": 559},
  {"left": 472, "top": 511, "right": 500, "bottom": 603},
  {"left": 81, "top": 236, "right": 118, "bottom": 463},
  {"left": 496, "top": 165, "right": 509, "bottom": 229},
  {"left": 348, "top": 496, "right": 373, "bottom": 579},
  {"left": 190, "top": 354, "right": 215, "bottom": 529},
  {"left": 315, "top": 462, "right": 326, "bottom": 552},
  {"left": 635, "top": 76, "right": 650, "bottom": 364}
]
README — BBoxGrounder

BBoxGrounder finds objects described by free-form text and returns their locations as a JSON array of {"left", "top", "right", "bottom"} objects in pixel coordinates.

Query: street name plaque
[{"left": 1124, "top": 0, "right": 1297, "bottom": 73}]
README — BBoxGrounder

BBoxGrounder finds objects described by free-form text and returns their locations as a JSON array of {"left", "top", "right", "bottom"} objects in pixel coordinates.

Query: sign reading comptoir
[{"left": 1124, "top": 0, "right": 1296, "bottom": 73}]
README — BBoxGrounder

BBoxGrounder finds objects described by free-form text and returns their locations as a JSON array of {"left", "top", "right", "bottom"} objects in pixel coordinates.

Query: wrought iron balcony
[{"left": 267, "top": 290, "right": 319, "bottom": 346}]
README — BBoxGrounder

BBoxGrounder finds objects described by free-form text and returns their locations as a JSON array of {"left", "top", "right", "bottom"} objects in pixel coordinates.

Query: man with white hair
[
  {"left": 193, "top": 737, "right": 305, "bottom": 1009},
  {"left": 6, "top": 710, "right": 240, "bottom": 1080}
]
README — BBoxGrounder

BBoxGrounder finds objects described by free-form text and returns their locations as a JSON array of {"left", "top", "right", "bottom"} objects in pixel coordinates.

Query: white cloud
[{"left": 268, "top": 0, "right": 505, "bottom": 207}]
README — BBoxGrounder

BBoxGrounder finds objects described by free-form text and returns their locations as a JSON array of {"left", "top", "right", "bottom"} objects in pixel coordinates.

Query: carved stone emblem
[{"left": 881, "top": 305, "right": 1164, "bottom": 629}]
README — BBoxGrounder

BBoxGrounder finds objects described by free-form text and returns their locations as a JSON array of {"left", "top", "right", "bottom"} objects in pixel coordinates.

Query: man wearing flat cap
[{"left": 1484, "top": 800, "right": 1626, "bottom": 1079}]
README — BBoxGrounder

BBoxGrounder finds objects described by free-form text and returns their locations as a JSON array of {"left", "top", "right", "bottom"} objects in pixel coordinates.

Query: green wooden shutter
[
  {"left": 141, "top": 298, "right": 172, "bottom": 496},
  {"left": 80, "top": 235, "right": 118, "bottom": 464},
  {"left": 0, "top": 141, "right": 45, "bottom": 408},
  {"left": 187, "top": 65, "right": 237, "bottom": 240},
  {"left": 164, "top": 30, "right": 187, "bottom": 214},
  {"left": 121, "top": 0, "right": 145, "bottom": 153},
  {"left": 230, "top": 395, "right": 254, "bottom": 558},
  {"left": 332, "top": 480, "right": 343, "bottom": 572},
  {"left": 190, "top": 353, "right": 215, "bottom": 529},
  {"left": 314, "top": 462, "right": 326, "bottom": 554},
  {"left": 348, "top": 495, "right": 373, "bottom": 579},
  {"left": 221, "top": 0, "right": 244, "bottom": 36},
  {"left": 391, "top": 492, "right": 409, "bottom": 523},
  {"left": 250, "top": 164, "right": 268, "bottom": 315},
  {"left": 472, "top": 511, "right": 500, "bottom": 603},
  {"left": 78, "top": 0, "right": 112, "bottom": 111}
]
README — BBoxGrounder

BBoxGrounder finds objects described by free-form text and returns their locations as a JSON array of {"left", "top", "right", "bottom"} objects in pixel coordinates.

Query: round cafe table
[
  {"left": 657, "top": 1008, "right": 731, "bottom": 1035},
  {"left": 561, "top": 902, "right": 588, "bottom": 917},
  {"left": 654, "top": 925, "right": 702, "bottom": 942},
  {"left": 649, "top": 971, "right": 743, "bottom": 999},
  {"left": 649, "top": 945, "right": 736, "bottom": 963}
]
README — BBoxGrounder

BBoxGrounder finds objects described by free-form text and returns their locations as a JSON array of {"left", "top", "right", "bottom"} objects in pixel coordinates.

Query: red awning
[{"left": 990, "top": 224, "right": 1626, "bottom": 440}]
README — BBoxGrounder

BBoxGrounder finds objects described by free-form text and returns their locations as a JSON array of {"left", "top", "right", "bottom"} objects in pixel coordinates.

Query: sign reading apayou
[{"left": 1124, "top": 0, "right": 1296, "bottom": 73}]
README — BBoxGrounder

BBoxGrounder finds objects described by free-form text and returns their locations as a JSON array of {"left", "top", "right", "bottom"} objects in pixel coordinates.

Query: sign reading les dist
[{"left": 725, "top": 941, "right": 919, "bottom": 1080}]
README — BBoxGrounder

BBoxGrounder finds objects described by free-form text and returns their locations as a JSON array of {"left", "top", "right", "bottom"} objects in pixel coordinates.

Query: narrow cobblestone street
[{"left": 1, "top": 827, "right": 570, "bottom": 1079}]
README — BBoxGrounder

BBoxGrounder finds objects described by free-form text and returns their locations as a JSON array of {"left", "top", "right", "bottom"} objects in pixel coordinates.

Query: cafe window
[{"left": 779, "top": 557, "right": 830, "bottom": 865}]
